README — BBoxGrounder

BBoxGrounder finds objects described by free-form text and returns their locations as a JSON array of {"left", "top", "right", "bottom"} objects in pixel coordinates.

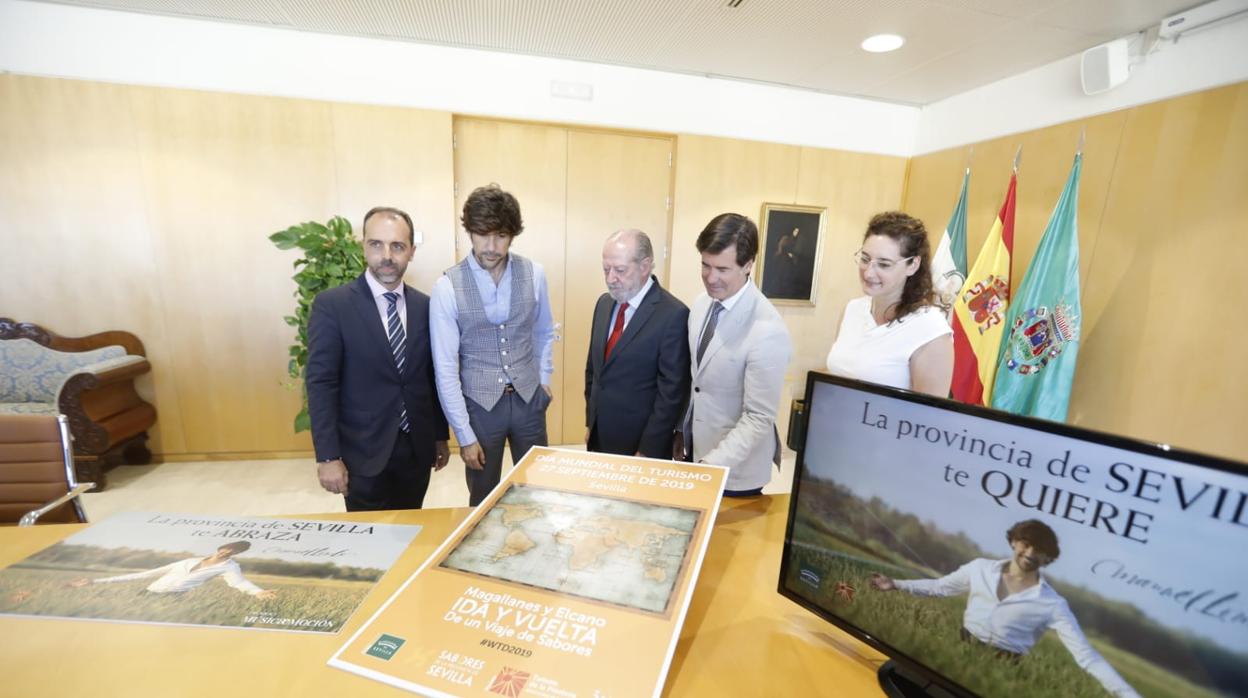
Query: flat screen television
[{"left": 778, "top": 372, "right": 1248, "bottom": 698}]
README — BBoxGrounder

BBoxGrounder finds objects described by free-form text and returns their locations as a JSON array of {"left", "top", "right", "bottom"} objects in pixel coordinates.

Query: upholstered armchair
[{"left": 0, "top": 319, "right": 157, "bottom": 489}]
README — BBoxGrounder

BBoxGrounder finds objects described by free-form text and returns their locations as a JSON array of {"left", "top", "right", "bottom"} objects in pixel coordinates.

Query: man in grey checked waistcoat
[{"left": 430, "top": 184, "right": 556, "bottom": 506}]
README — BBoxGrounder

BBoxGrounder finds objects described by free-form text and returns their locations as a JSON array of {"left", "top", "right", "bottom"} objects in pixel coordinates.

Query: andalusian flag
[
  {"left": 932, "top": 167, "right": 970, "bottom": 317},
  {"left": 950, "top": 171, "right": 1016, "bottom": 406},
  {"left": 991, "top": 153, "right": 1083, "bottom": 421}
]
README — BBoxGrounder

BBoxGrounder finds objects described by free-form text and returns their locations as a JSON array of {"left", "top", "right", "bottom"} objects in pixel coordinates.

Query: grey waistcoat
[{"left": 445, "top": 253, "right": 540, "bottom": 410}]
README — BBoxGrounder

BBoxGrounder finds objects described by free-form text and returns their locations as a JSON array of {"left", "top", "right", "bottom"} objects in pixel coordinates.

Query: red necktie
[{"left": 604, "top": 302, "right": 629, "bottom": 360}]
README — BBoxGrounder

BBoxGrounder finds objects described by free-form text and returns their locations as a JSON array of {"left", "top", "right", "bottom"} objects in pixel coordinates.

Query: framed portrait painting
[{"left": 756, "top": 203, "right": 826, "bottom": 306}]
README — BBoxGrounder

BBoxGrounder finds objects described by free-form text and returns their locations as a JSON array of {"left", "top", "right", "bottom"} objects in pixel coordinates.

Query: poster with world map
[
  {"left": 330, "top": 446, "right": 727, "bottom": 698},
  {"left": 440, "top": 484, "right": 699, "bottom": 615}
]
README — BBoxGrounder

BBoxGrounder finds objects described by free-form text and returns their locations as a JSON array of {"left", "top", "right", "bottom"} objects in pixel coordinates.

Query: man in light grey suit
[{"left": 676, "top": 213, "right": 792, "bottom": 496}]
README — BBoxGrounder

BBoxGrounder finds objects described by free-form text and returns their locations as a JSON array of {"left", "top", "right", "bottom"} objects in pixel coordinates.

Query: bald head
[
  {"left": 605, "top": 229, "right": 653, "bottom": 263},
  {"left": 602, "top": 229, "right": 655, "bottom": 303}
]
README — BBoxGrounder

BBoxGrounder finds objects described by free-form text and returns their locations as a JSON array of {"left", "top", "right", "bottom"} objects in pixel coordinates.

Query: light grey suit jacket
[{"left": 684, "top": 282, "right": 792, "bottom": 491}]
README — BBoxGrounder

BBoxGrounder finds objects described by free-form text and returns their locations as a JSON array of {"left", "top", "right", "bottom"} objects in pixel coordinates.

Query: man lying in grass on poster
[
  {"left": 870, "top": 519, "right": 1139, "bottom": 698},
  {"left": 68, "top": 541, "right": 277, "bottom": 599}
]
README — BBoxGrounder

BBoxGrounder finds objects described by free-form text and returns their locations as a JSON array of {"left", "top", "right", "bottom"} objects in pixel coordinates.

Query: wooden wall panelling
[
  {"left": 903, "top": 110, "right": 1126, "bottom": 295},
  {"left": 328, "top": 103, "right": 456, "bottom": 290},
  {"left": 563, "top": 130, "right": 675, "bottom": 442},
  {"left": 0, "top": 75, "right": 186, "bottom": 455},
  {"left": 1070, "top": 83, "right": 1248, "bottom": 459},
  {"left": 903, "top": 82, "right": 1248, "bottom": 461},
  {"left": 128, "top": 87, "right": 339, "bottom": 454},
  {"left": 25, "top": 71, "right": 1240, "bottom": 463},
  {"left": 668, "top": 136, "right": 803, "bottom": 305},
  {"left": 452, "top": 118, "right": 569, "bottom": 444}
]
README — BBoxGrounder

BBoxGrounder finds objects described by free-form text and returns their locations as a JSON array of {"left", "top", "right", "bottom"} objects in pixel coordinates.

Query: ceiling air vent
[{"left": 725, "top": 0, "right": 745, "bottom": 7}]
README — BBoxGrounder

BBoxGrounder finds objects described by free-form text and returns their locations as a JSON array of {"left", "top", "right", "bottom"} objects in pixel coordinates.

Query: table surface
[{"left": 0, "top": 495, "right": 886, "bottom": 697}]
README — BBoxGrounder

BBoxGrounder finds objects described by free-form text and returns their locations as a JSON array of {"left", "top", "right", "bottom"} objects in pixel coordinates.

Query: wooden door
[{"left": 563, "top": 130, "right": 674, "bottom": 442}]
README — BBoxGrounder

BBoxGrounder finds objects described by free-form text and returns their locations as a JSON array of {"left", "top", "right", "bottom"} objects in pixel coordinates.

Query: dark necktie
[
  {"left": 604, "top": 302, "right": 629, "bottom": 360},
  {"left": 696, "top": 301, "right": 724, "bottom": 366},
  {"left": 383, "top": 292, "right": 410, "bottom": 433}
]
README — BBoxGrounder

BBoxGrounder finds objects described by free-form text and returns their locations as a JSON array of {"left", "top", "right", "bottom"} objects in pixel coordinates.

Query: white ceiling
[{"left": 33, "top": 0, "right": 1200, "bottom": 104}]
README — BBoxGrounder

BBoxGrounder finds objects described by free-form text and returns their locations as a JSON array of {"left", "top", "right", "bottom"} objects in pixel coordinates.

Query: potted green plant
[{"left": 269, "top": 216, "right": 365, "bottom": 432}]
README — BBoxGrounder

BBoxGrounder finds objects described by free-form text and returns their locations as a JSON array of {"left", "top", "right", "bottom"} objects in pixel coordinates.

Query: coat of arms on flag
[
  {"left": 932, "top": 165, "right": 970, "bottom": 314},
  {"left": 1003, "top": 303, "right": 1080, "bottom": 376},
  {"left": 963, "top": 274, "right": 1010, "bottom": 334}
]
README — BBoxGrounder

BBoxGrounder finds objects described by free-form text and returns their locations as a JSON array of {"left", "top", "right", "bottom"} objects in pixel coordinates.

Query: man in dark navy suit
[
  {"left": 584, "top": 229, "right": 690, "bottom": 458},
  {"left": 306, "top": 206, "right": 449, "bottom": 511}
]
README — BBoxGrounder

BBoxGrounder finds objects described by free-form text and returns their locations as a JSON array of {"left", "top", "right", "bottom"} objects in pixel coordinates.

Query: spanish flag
[{"left": 950, "top": 171, "right": 1016, "bottom": 406}]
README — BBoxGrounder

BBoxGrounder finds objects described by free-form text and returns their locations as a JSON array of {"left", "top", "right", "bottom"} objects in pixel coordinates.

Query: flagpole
[
  {"left": 1012, "top": 145, "right": 1022, "bottom": 173},
  {"left": 1076, "top": 127, "right": 1086, "bottom": 156}
]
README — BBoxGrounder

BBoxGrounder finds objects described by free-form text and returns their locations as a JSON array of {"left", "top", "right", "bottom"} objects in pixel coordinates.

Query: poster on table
[
  {"left": 330, "top": 446, "right": 727, "bottom": 698},
  {"left": 0, "top": 511, "right": 420, "bottom": 633}
]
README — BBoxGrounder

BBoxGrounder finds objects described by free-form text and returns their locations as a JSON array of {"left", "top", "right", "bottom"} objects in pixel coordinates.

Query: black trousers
[{"left": 344, "top": 429, "right": 432, "bottom": 512}]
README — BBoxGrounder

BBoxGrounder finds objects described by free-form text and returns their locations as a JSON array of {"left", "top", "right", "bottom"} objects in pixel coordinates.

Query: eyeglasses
[{"left": 852, "top": 249, "right": 914, "bottom": 271}]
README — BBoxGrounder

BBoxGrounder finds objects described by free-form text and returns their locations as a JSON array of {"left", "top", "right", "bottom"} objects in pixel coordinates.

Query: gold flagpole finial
[{"left": 1012, "top": 145, "right": 1023, "bottom": 173}]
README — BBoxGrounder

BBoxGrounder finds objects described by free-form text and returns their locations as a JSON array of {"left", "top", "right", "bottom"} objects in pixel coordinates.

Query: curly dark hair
[
  {"left": 1006, "top": 519, "right": 1060, "bottom": 562},
  {"left": 461, "top": 183, "right": 524, "bottom": 238},
  {"left": 863, "top": 211, "right": 935, "bottom": 322},
  {"left": 696, "top": 213, "right": 758, "bottom": 267}
]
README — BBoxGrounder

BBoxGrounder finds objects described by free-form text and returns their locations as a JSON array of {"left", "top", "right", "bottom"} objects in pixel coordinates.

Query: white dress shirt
[
  {"left": 364, "top": 269, "right": 406, "bottom": 334},
  {"left": 694, "top": 279, "right": 750, "bottom": 353},
  {"left": 92, "top": 557, "right": 266, "bottom": 596},
  {"left": 716, "top": 278, "right": 751, "bottom": 313},
  {"left": 604, "top": 276, "right": 655, "bottom": 340},
  {"left": 896, "top": 558, "right": 1140, "bottom": 697}
]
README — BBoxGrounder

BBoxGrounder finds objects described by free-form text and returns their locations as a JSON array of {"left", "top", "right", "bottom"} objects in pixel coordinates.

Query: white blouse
[{"left": 825, "top": 297, "right": 951, "bottom": 390}]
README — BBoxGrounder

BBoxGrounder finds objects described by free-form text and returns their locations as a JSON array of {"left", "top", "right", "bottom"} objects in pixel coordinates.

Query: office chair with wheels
[{"left": 0, "top": 414, "right": 94, "bottom": 525}]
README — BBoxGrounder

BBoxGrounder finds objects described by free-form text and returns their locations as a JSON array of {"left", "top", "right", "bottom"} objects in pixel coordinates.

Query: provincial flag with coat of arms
[
  {"left": 931, "top": 167, "right": 970, "bottom": 320},
  {"left": 991, "top": 152, "right": 1084, "bottom": 421},
  {"left": 950, "top": 169, "right": 1017, "bottom": 406}
]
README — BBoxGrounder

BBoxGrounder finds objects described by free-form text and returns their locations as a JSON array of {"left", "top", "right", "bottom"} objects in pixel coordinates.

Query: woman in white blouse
[{"left": 826, "top": 212, "right": 953, "bottom": 395}]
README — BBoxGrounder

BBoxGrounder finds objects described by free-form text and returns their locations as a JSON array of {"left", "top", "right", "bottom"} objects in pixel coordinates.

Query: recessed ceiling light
[{"left": 861, "top": 34, "right": 905, "bottom": 53}]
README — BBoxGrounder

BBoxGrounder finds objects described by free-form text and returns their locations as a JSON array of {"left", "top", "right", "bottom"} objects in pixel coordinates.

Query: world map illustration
[{"left": 440, "top": 485, "right": 700, "bottom": 614}]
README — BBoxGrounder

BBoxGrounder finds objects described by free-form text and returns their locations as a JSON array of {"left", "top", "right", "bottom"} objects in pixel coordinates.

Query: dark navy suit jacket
[
  {"left": 306, "top": 273, "right": 448, "bottom": 477},
  {"left": 584, "top": 277, "right": 690, "bottom": 458}
]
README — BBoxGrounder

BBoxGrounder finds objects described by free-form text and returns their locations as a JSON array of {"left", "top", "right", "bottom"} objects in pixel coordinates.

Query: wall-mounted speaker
[{"left": 1080, "top": 38, "right": 1131, "bottom": 95}]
